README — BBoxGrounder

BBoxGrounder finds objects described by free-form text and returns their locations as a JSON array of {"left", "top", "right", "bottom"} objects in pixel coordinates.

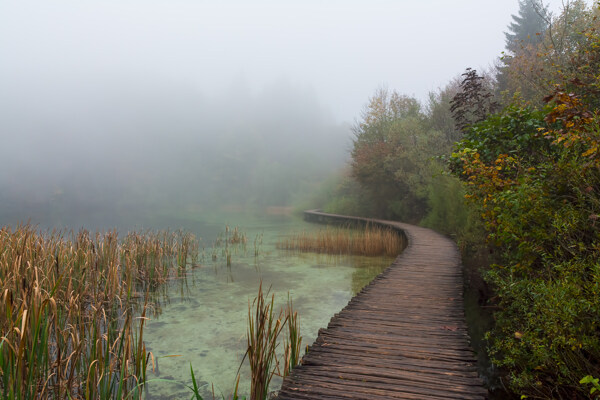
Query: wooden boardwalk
[{"left": 275, "top": 210, "right": 488, "bottom": 400}]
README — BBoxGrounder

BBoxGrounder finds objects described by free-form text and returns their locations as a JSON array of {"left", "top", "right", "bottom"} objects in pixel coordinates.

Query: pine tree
[
  {"left": 504, "top": 0, "right": 549, "bottom": 54},
  {"left": 496, "top": 0, "right": 550, "bottom": 97}
]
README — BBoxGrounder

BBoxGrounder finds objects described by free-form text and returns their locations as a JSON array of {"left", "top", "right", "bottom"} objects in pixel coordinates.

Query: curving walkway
[{"left": 275, "top": 210, "right": 488, "bottom": 400}]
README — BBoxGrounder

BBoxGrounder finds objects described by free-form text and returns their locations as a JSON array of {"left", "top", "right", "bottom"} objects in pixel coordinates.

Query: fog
[
  {"left": 0, "top": 73, "right": 347, "bottom": 230},
  {"left": 0, "top": 0, "right": 575, "bottom": 230}
]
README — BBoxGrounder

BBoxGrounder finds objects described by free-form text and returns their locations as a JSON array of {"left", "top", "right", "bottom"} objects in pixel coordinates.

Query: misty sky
[{"left": 1, "top": 0, "right": 573, "bottom": 122}]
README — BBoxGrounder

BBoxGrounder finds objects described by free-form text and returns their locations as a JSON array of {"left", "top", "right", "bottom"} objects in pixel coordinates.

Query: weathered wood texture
[{"left": 275, "top": 210, "right": 487, "bottom": 399}]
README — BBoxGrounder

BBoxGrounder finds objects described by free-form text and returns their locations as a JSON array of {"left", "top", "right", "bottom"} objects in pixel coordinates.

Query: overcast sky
[{"left": 0, "top": 0, "right": 577, "bottom": 123}]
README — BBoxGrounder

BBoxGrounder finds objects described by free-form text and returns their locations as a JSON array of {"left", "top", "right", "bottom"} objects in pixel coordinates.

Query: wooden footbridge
[{"left": 275, "top": 210, "right": 488, "bottom": 399}]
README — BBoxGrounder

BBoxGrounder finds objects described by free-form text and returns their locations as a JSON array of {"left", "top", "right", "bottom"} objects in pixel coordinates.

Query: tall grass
[
  {"left": 244, "top": 285, "right": 302, "bottom": 400},
  {"left": 282, "top": 296, "right": 302, "bottom": 378},
  {"left": 246, "top": 284, "right": 285, "bottom": 400},
  {"left": 0, "top": 224, "right": 198, "bottom": 399},
  {"left": 277, "top": 225, "right": 404, "bottom": 257}
]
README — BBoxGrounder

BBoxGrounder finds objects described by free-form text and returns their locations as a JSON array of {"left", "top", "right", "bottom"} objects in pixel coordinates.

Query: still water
[{"left": 142, "top": 214, "right": 395, "bottom": 399}]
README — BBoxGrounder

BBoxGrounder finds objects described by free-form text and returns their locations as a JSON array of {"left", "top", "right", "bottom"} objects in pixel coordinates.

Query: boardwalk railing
[{"left": 275, "top": 210, "right": 488, "bottom": 399}]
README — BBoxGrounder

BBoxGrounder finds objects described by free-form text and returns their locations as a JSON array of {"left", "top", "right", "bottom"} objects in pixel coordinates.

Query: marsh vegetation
[
  {"left": 0, "top": 225, "right": 198, "bottom": 399},
  {"left": 277, "top": 225, "right": 404, "bottom": 257},
  {"left": 0, "top": 218, "right": 396, "bottom": 399}
]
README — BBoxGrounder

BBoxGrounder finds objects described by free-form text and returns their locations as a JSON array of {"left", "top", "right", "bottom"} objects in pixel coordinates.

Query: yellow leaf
[
  {"left": 582, "top": 147, "right": 597, "bottom": 157},
  {"left": 514, "top": 331, "right": 523, "bottom": 339}
]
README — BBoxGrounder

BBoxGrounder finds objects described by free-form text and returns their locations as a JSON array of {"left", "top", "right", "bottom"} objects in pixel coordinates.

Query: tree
[
  {"left": 497, "top": 0, "right": 549, "bottom": 96},
  {"left": 426, "top": 78, "right": 462, "bottom": 146},
  {"left": 350, "top": 89, "right": 435, "bottom": 221},
  {"left": 450, "top": 68, "right": 498, "bottom": 133},
  {"left": 504, "top": 0, "right": 550, "bottom": 55},
  {"left": 498, "top": 0, "right": 599, "bottom": 103}
]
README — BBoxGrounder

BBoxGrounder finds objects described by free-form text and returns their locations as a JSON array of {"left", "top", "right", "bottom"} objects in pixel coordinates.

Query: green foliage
[
  {"left": 426, "top": 79, "right": 463, "bottom": 145},
  {"left": 321, "top": 173, "right": 378, "bottom": 217},
  {"left": 580, "top": 375, "right": 600, "bottom": 397},
  {"left": 451, "top": 104, "right": 549, "bottom": 168},
  {"left": 188, "top": 363, "right": 205, "bottom": 400},
  {"left": 486, "top": 257, "right": 600, "bottom": 396},
  {"left": 450, "top": 13, "right": 600, "bottom": 391},
  {"left": 317, "top": 82, "right": 476, "bottom": 231},
  {"left": 450, "top": 83, "right": 600, "bottom": 397},
  {"left": 421, "top": 173, "right": 485, "bottom": 249}
]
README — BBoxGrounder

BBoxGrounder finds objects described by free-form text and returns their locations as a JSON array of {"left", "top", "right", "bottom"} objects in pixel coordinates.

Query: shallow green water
[{"left": 142, "top": 215, "right": 395, "bottom": 399}]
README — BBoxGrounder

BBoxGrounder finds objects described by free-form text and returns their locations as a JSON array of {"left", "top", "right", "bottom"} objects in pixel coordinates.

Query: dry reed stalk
[{"left": 276, "top": 225, "right": 404, "bottom": 257}]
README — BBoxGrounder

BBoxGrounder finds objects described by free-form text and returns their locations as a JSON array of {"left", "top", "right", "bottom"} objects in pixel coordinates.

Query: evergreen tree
[
  {"left": 504, "top": 0, "right": 549, "bottom": 54},
  {"left": 497, "top": 0, "right": 550, "bottom": 98}
]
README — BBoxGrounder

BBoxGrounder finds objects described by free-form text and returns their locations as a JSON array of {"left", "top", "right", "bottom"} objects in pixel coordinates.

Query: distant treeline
[{"left": 319, "top": 1, "right": 600, "bottom": 398}]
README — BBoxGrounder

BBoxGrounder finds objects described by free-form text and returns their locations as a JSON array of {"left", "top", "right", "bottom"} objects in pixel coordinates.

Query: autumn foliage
[{"left": 450, "top": 8, "right": 600, "bottom": 396}]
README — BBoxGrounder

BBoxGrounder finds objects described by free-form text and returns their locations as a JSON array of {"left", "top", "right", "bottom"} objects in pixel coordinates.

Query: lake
[{"left": 142, "top": 213, "right": 396, "bottom": 399}]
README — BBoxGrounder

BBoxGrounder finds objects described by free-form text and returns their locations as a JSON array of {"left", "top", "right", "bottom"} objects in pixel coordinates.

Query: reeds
[
  {"left": 276, "top": 225, "right": 404, "bottom": 257},
  {"left": 246, "top": 284, "right": 285, "bottom": 400},
  {"left": 282, "top": 296, "right": 302, "bottom": 378},
  {"left": 253, "top": 234, "right": 263, "bottom": 258},
  {"left": 245, "top": 284, "right": 302, "bottom": 400},
  {"left": 226, "top": 226, "right": 247, "bottom": 246},
  {"left": 210, "top": 226, "right": 251, "bottom": 267},
  {"left": 0, "top": 224, "right": 199, "bottom": 399}
]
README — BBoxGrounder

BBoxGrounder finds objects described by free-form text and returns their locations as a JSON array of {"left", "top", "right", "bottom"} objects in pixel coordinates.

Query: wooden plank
[
  {"left": 285, "top": 367, "right": 488, "bottom": 397},
  {"left": 302, "top": 347, "right": 480, "bottom": 373}
]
